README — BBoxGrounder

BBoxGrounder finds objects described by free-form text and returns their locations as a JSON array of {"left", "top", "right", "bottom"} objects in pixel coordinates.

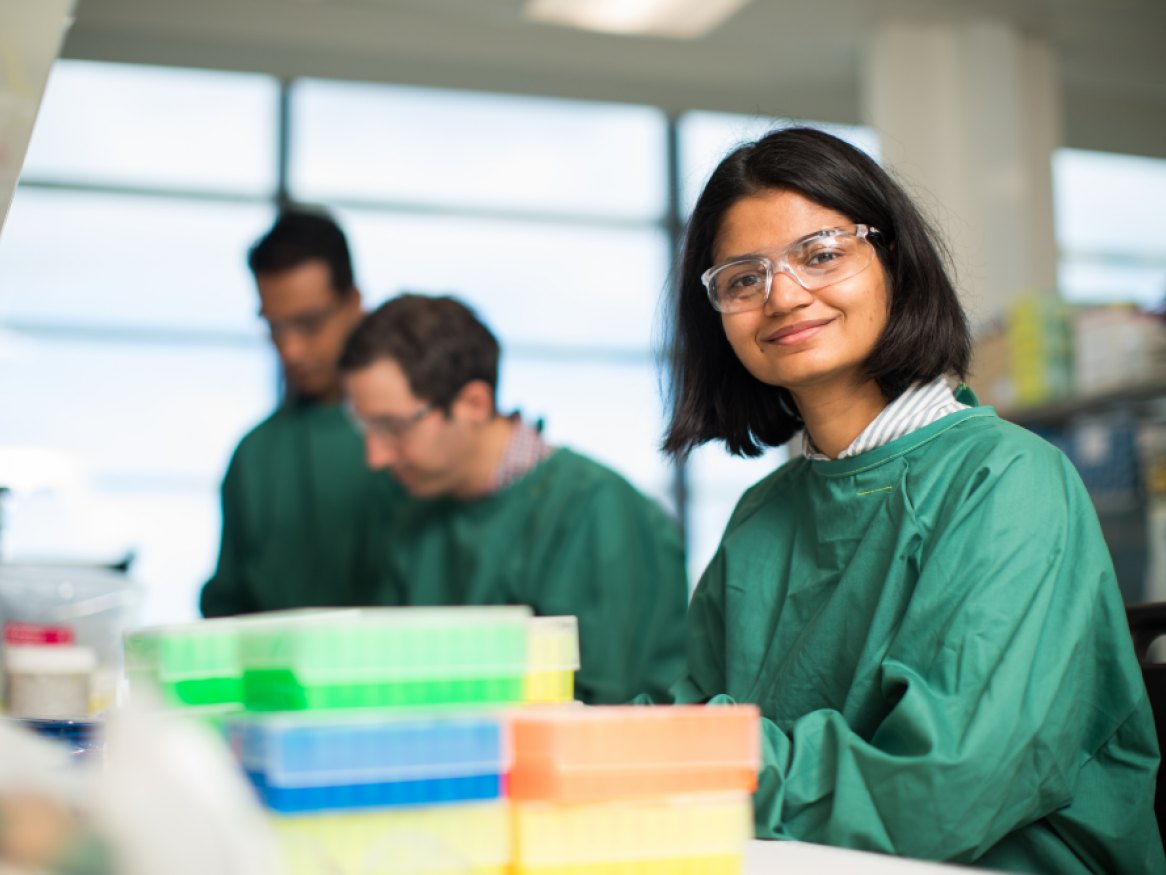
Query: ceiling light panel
[{"left": 523, "top": 0, "right": 753, "bottom": 39}]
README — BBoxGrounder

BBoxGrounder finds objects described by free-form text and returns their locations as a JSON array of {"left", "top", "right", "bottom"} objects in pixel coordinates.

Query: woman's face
[{"left": 713, "top": 189, "right": 889, "bottom": 394}]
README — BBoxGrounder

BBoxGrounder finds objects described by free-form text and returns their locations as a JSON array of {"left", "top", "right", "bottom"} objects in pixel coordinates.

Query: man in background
[
  {"left": 340, "top": 293, "right": 688, "bottom": 704},
  {"left": 201, "top": 210, "right": 399, "bottom": 616}
]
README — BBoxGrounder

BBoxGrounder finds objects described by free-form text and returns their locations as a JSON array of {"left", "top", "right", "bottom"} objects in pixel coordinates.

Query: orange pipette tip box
[{"left": 508, "top": 705, "right": 760, "bottom": 802}]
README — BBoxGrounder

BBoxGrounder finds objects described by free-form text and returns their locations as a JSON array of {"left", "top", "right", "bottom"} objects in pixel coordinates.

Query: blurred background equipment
[{"left": 0, "top": 564, "right": 143, "bottom": 715}]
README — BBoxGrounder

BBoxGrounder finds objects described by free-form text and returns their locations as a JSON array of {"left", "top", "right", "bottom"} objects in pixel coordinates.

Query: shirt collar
[
  {"left": 478, "top": 413, "right": 555, "bottom": 496},
  {"left": 803, "top": 376, "right": 968, "bottom": 461}
]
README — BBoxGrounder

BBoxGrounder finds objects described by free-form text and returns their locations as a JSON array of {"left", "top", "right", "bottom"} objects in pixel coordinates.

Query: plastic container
[
  {"left": 4, "top": 644, "right": 96, "bottom": 718},
  {"left": 240, "top": 607, "right": 531, "bottom": 711},
  {"left": 124, "top": 617, "right": 243, "bottom": 708},
  {"left": 273, "top": 801, "right": 509, "bottom": 875},
  {"left": 231, "top": 711, "right": 509, "bottom": 813},
  {"left": 124, "top": 608, "right": 362, "bottom": 709},
  {"left": 509, "top": 705, "right": 760, "bottom": 801},
  {"left": 513, "top": 793, "right": 752, "bottom": 875},
  {"left": 0, "top": 565, "right": 143, "bottom": 711},
  {"left": 524, "top": 616, "right": 579, "bottom": 704}
]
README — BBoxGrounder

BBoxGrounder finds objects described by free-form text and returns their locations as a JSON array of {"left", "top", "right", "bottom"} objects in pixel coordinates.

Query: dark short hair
[
  {"left": 662, "top": 126, "right": 971, "bottom": 459},
  {"left": 339, "top": 294, "right": 500, "bottom": 411},
  {"left": 248, "top": 209, "right": 356, "bottom": 297}
]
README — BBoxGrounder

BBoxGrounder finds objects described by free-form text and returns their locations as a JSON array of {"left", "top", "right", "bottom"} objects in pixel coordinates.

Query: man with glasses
[
  {"left": 341, "top": 294, "right": 688, "bottom": 705},
  {"left": 201, "top": 210, "right": 401, "bottom": 617}
]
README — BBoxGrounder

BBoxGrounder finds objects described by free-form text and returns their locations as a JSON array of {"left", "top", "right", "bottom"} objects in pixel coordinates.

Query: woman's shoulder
[
  {"left": 925, "top": 410, "right": 1073, "bottom": 475},
  {"left": 723, "top": 453, "right": 813, "bottom": 534},
  {"left": 909, "top": 410, "right": 1089, "bottom": 520}
]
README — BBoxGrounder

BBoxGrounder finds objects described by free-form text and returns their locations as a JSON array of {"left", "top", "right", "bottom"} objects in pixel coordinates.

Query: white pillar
[
  {"left": 0, "top": 0, "right": 75, "bottom": 237},
  {"left": 862, "top": 19, "right": 1061, "bottom": 328}
]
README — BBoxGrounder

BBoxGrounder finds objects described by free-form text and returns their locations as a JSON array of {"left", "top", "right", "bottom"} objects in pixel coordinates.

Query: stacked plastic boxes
[
  {"left": 126, "top": 607, "right": 534, "bottom": 872},
  {"left": 125, "top": 609, "right": 761, "bottom": 874},
  {"left": 509, "top": 705, "right": 760, "bottom": 875},
  {"left": 236, "top": 607, "right": 530, "bottom": 874},
  {"left": 234, "top": 710, "right": 513, "bottom": 875}
]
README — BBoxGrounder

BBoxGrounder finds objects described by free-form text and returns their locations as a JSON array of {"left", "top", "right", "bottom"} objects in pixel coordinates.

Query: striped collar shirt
[
  {"left": 803, "top": 376, "right": 969, "bottom": 461},
  {"left": 480, "top": 414, "right": 555, "bottom": 496}
]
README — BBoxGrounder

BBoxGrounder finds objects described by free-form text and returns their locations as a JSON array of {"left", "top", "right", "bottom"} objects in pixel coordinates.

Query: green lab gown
[
  {"left": 376, "top": 448, "right": 688, "bottom": 706},
  {"left": 670, "top": 399, "right": 1165, "bottom": 873},
  {"left": 200, "top": 398, "right": 401, "bottom": 617}
]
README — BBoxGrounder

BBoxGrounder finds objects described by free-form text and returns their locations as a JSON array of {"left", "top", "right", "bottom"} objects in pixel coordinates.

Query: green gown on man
[
  {"left": 668, "top": 397, "right": 1164, "bottom": 873},
  {"left": 376, "top": 448, "right": 688, "bottom": 706},
  {"left": 201, "top": 398, "right": 401, "bottom": 617}
]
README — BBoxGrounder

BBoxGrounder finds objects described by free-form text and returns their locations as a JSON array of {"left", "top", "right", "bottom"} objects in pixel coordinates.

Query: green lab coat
[
  {"left": 200, "top": 399, "right": 401, "bottom": 617},
  {"left": 376, "top": 449, "right": 688, "bottom": 706},
  {"left": 671, "top": 400, "right": 1165, "bottom": 873}
]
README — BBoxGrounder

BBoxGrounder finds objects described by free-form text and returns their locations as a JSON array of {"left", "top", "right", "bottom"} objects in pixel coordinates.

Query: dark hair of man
[
  {"left": 248, "top": 209, "right": 356, "bottom": 297},
  {"left": 338, "top": 294, "right": 500, "bottom": 412},
  {"left": 662, "top": 126, "right": 971, "bottom": 459}
]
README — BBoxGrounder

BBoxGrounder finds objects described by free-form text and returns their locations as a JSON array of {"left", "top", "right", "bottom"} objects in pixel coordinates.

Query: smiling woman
[{"left": 654, "top": 127, "right": 1165, "bottom": 873}]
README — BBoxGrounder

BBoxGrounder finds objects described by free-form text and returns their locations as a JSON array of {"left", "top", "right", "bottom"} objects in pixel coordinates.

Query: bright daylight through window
[{"left": 4, "top": 59, "right": 1154, "bottom": 621}]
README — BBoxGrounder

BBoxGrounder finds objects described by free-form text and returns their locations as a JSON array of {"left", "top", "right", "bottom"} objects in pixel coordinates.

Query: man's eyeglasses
[
  {"left": 702, "top": 225, "right": 881, "bottom": 314},
  {"left": 264, "top": 301, "right": 345, "bottom": 340},
  {"left": 345, "top": 401, "right": 434, "bottom": 441}
]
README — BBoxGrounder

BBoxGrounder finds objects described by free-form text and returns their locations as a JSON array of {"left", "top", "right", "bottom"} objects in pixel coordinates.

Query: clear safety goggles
[
  {"left": 702, "top": 225, "right": 880, "bottom": 314},
  {"left": 345, "top": 400, "right": 433, "bottom": 441}
]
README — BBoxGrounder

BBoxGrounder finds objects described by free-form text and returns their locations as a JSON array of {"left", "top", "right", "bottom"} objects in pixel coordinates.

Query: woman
[{"left": 662, "top": 127, "right": 1164, "bottom": 873}]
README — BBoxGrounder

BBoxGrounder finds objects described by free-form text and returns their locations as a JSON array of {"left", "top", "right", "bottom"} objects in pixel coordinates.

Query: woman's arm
[{"left": 687, "top": 449, "right": 1158, "bottom": 868}]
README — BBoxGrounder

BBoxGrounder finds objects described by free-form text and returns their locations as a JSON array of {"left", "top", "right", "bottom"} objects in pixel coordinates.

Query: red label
[{"left": 3, "top": 622, "right": 75, "bottom": 646}]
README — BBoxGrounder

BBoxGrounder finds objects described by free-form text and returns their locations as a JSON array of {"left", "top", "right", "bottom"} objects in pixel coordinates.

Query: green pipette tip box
[{"left": 239, "top": 606, "right": 532, "bottom": 712}]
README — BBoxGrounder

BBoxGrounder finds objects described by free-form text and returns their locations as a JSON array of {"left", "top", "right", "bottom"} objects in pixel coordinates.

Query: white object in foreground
[{"left": 746, "top": 839, "right": 988, "bottom": 874}]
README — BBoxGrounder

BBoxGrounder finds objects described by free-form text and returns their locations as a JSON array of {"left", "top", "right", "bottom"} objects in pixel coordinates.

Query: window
[
  {"left": 0, "top": 61, "right": 279, "bottom": 625},
  {"left": 291, "top": 80, "right": 667, "bottom": 220},
  {"left": 296, "top": 81, "right": 675, "bottom": 509},
  {"left": 22, "top": 60, "right": 278, "bottom": 195},
  {"left": 1053, "top": 148, "right": 1166, "bottom": 309},
  {"left": 1, "top": 59, "right": 886, "bottom": 618}
]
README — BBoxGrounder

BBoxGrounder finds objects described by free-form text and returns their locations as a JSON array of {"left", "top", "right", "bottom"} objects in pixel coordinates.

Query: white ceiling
[{"left": 63, "top": 0, "right": 1166, "bottom": 159}]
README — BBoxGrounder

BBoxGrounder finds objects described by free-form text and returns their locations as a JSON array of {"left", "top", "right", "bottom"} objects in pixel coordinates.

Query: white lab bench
[{"left": 746, "top": 839, "right": 977, "bottom": 873}]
